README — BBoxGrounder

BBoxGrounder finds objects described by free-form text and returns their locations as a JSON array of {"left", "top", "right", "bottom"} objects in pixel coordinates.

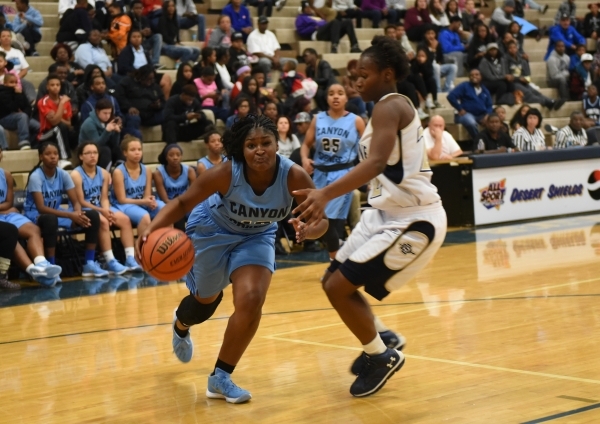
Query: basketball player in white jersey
[{"left": 294, "top": 36, "right": 447, "bottom": 397}]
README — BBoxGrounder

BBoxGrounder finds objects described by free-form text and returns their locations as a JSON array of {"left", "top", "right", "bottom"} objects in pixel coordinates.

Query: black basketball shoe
[
  {"left": 350, "top": 331, "right": 406, "bottom": 375},
  {"left": 349, "top": 348, "right": 405, "bottom": 397}
]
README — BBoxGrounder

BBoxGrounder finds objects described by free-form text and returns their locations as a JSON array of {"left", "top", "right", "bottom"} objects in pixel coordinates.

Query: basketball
[{"left": 140, "top": 228, "right": 195, "bottom": 281}]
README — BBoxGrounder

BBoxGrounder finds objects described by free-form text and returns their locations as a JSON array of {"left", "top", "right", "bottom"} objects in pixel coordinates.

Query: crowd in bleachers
[{"left": 0, "top": 0, "right": 600, "bottom": 290}]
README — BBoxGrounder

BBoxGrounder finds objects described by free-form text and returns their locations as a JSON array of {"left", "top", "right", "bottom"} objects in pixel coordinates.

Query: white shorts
[{"left": 331, "top": 202, "right": 447, "bottom": 300}]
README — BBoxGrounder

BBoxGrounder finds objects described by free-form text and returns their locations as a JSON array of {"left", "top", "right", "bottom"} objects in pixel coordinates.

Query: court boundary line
[{"left": 520, "top": 402, "right": 600, "bottom": 423}]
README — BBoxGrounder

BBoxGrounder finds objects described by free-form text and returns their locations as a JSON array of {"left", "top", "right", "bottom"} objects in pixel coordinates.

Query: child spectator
[
  {"left": 226, "top": 96, "right": 251, "bottom": 129},
  {"left": 194, "top": 66, "right": 228, "bottom": 122},
  {"left": 570, "top": 53, "right": 594, "bottom": 100},
  {"left": 263, "top": 101, "right": 278, "bottom": 124},
  {"left": 493, "top": 105, "right": 510, "bottom": 132},
  {"left": 0, "top": 51, "right": 20, "bottom": 89},
  {"left": 293, "top": 111, "right": 311, "bottom": 144},
  {"left": 170, "top": 63, "right": 194, "bottom": 97},
  {"left": 196, "top": 131, "right": 226, "bottom": 175}
]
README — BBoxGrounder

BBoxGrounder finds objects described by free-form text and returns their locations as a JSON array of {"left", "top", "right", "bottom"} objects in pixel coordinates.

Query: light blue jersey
[
  {"left": 157, "top": 164, "right": 190, "bottom": 200},
  {"left": 111, "top": 163, "right": 148, "bottom": 204},
  {"left": 0, "top": 168, "right": 8, "bottom": 203},
  {"left": 74, "top": 166, "right": 103, "bottom": 206},
  {"left": 24, "top": 167, "right": 75, "bottom": 222},
  {"left": 0, "top": 168, "right": 31, "bottom": 229},
  {"left": 185, "top": 156, "right": 296, "bottom": 297},
  {"left": 312, "top": 111, "right": 359, "bottom": 219},
  {"left": 313, "top": 111, "right": 359, "bottom": 169},
  {"left": 197, "top": 155, "right": 227, "bottom": 171}
]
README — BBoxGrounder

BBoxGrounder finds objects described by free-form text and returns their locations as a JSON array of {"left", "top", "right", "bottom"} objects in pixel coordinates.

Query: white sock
[
  {"left": 124, "top": 247, "right": 135, "bottom": 258},
  {"left": 33, "top": 256, "right": 45, "bottom": 265},
  {"left": 26, "top": 264, "right": 34, "bottom": 274},
  {"left": 374, "top": 316, "right": 389, "bottom": 333},
  {"left": 103, "top": 250, "right": 115, "bottom": 262},
  {"left": 363, "top": 335, "right": 387, "bottom": 356}
]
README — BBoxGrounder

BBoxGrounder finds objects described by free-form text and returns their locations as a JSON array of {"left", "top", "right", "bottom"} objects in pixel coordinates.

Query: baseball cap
[
  {"left": 560, "top": 12, "right": 570, "bottom": 19},
  {"left": 258, "top": 16, "right": 269, "bottom": 24},
  {"left": 231, "top": 32, "right": 243, "bottom": 41},
  {"left": 582, "top": 53, "right": 594, "bottom": 61},
  {"left": 486, "top": 42, "right": 499, "bottom": 51},
  {"left": 294, "top": 112, "right": 311, "bottom": 123}
]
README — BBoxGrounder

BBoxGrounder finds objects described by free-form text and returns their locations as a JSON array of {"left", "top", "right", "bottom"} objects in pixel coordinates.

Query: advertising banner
[{"left": 472, "top": 159, "right": 600, "bottom": 225}]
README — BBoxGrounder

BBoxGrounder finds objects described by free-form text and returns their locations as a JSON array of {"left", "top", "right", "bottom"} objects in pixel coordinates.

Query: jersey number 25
[{"left": 322, "top": 138, "right": 340, "bottom": 153}]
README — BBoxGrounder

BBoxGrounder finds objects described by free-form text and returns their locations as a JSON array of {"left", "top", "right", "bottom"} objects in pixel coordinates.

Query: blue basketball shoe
[
  {"left": 351, "top": 331, "right": 406, "bottom": 375},
  {"left": 206, "top": 368, "right": 252, "bottom": 404},
  {"left": 125, "top": 256, "right": 142, "bottom": 272},
  {"left": 172, "top": 309, "right": 193, "bottom": 363},
  {"left": 350, "top": 348, "right": 405, "bottom": 397}
]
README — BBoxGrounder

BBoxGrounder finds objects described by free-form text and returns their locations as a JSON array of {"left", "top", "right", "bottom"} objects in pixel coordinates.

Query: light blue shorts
[
  {"left": 113, "top": 201, "right": 165, "bottom": 226},
  {"left": 313, "top": 168, "right": 353, "bottom": 220},
  {"left": 185, "top": 202, "right": 276, "bottom": 298},
  {"left": 0, "top": 212, "right": 32, "bottom": 229}
]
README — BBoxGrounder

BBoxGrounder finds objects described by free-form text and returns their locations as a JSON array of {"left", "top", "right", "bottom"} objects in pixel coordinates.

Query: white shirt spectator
[
  {"left": 554, "top": 125, "right": 588, "bottom": 148},
  {"left": 278, "top": 135, "right": 301, "bottom": 158},
  {"left": 74, "top": 42, "right": 112, "bottom": 72},
  {"left": 246, "top": 29, "right": 281, "bottom": 57},
  {"left": 58, "top": 0, "right": 95, "bottom": 17},
  {"left": 216, "top": 62, "right": 233, "bottom": 90},
  {"left": 423, "top": 127, "right": 462, "bottom": 157},
  {"left": 332, "top": 0, "right": 356, "bottom": 11},
  {"left": 0, "top": 47, "right": 29, "bottom": 73}
]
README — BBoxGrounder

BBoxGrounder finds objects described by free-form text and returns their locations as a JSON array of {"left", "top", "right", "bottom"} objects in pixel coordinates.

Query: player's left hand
[
  {"left": 289, "top": 217, "right": 307, "bottom": 243},
  {"left": 292, "top": 188, "right": 327, "bottom": 226}
]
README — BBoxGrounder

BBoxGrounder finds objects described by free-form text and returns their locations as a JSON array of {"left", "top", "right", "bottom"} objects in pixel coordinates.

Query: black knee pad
[
  {"left": 37, "top": 214, "right": 58, "bottom": 249},
  {"left": 83, "top": 209, "right": 100, "bottom": 244},
  {"left": 176, "top": 291, "right": 223, "bottom": 327}
]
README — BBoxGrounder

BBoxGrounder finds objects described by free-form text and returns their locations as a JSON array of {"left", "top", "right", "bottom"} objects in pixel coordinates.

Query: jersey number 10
[{"left": 321, "top": 138, "right": 341, "bottom": 153}]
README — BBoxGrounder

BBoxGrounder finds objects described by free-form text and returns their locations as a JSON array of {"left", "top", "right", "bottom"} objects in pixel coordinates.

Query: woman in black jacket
[
  {"left": 115, "top": 65, "right": 166, "bottom": 127},
  {"left": 410, "top": 48, "right": 440, "bottom": 109},
  {"left": 584, "top": 3, "right": 600, "bottom": 39},
  {"left": 467, "top": 23, "right": 495, "bottom": 69}
]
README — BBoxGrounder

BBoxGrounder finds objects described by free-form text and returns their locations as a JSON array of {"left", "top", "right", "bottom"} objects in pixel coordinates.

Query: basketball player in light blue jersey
[
  {"left": 112, "top": 136, "right": 165, "bottom": 237},
  {"left": 301, "top": 83, "right": 365, "bottom": 262},
  {"left": 71, "top": 142, "right": 141, "bottom": 273},
  {"left": 153, "top": 144, "right": 196, "bottom": 231},
  {"left": 196, "top": 131, "right": 227, "bottom": 175},
  {"left": 0, "top": 146, "right": 62, "bottom": 286},
  {"left": 295, "top": 36, "right": 447, "bottom": 397},
  {"left": 136, "top": 115, "right": 328, "bottom": 404},
  {"left": 24, "top": 142, "right": 107, "bottom": 280}
]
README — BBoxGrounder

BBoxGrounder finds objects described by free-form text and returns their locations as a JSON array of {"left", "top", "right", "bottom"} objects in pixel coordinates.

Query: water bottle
[
  {"left": 192, "top": 34, "right": 197, "bottom": 42},
  {"left": 477, "top": 139, "right": 485, "bottom": 151}
]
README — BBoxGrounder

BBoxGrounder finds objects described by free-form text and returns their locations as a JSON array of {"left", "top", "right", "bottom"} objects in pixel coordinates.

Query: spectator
[
  {"left": 194, "top": 66, "right": 228, "bottom": 122},
  {"left": 226, "top": 96, "right": 251, "bottom": 128},
  {"left": 11, "top": 0, "right": 43, "bottom": 56},
  {"left": 584, "top": 2, "right": 600, "bottom": 39},
  {"left": 175, "top": 0, "right": 207, "bottom": 42},
  {"left": 171, "top": 62, "right": 194, "bottom": 96},
  {"left": 228, "top": 32, "right": 250, "bottom": 74},
  {"left": 158, "top": 0, "right": 200, "bottom": 66},
  {"left": 476, "top": 112, "right": 517, "bottom": 151},
  {"left": 505, "top": 40, "right": 564, "bottom": 109},
  {"left": 248, "top": 16, "right": 294, "bottom": 74},
  {"left": 445, "top": 0, "right": 461, "bottom": 22},
  {"left": 509, "top": 103, "right": 530, "bottom": 131},
  {"left": 58, "top": 0, "right": 94, "bottom": 18},
  {"left": 428, "top": 0, "right": 449, "bottom": 28},
  {"left": 107, "top": 2, "right": 131, "bottom": 55},
  {"left": 116, "top": 29, "right": 173, "bottom": 99},
  {"left": 491, "top": 0, "right": 516, "bottom": 38},
  {"left": 222, "top": 0, "right": 253, "bottom": 40},
  {"left": 462, "top": 0, "right": 483, "bottom": 33},
  {"left": 554, "top": 111, "right": 587, "bottom": 148},
  {"left": 479, "top": 43, "right": 514, "bottom": 105},
  {"left": 229, "top": 65, "right": 252, "bottom": 101},
  {"left": 447, "top": 68, "right": 493, "bottom": 141},
  {"left": 494, "top": 105, "right": 510, "bottom": 132},
  {"left": 76, "top": 65, "right": 116, "bottom": 109},
  {"left": 163, "top": 84, "right": 211, "bottom": 144},
  {"left": 547, "top": 40, "right": 570, "bottom": 99},
  {"left": 0, "top": 73, "right": 33, "bottom": 150},
  {"left": 512, "top": 107, "right": 546, "bottom": 151},
  {"left": 79, "top": 74, "right": 141, "bottom": 138},
  {"left": 51, "top": 43, "right": 85, "bottom": 88},
  {"left": 396, "top": 24, "right": 415, "bottom": 60},
  {"left": 583, "top": 84, "right": 600, "bottom": 126},
  {"left": 439, "top": 16, "right": 467, "bottom": 77},
  {"left": 247, "top": 0, "right": 275, "bottom": 18},
  {"left": 0, "top": 51, "right": 21, "bottom": 89},
  {"left": 129, "top": 0, "right": 163, "bottom": 70},
  {"left": 555, "top": 0, "right": 577, "bottom": 27},
  {"left": 570, "top": 53, "right": 593, "bottom": 100},
  {"left": 405, "top": 0, "right": 432, "bottom": 41},
  {"left": 293, "top": 111, "right": 311, "bottom": 143},
  {"left": 296, "top": 1, "right": 361, "bottom": 54},
  {"left": 361, "top": 0, "right": 399, "bottom": 29},
  {"left": 208, "top": 15, "right": 233, "bottom": 48},
  {"left": 115, "top": 65, "right": 166, "bottom": 128},
  {"left": 37, "top": 64, "right": 79, "bottom": 118},
  {"left": 37, "top": 73, "right": 75, "bottom": 167},
  {"left": 333, "top": 0, "right": 363, "bottom": 28},
  {"left": 142, "top": 0, "right": 165, "bottom": 31},
  {"left": 569, "top": 43, "right": 586, "bottom": 71},
  {"left": 420, "top": 26, "right": 457, "bottom": 93},
  {"left": 545, "top": 13, "right": 585, "bottom": 60},
  {"left": 276, "top": 116, "right": 301, "bottom": 158},
  {"left": 521, "top": 0, "right": 548, "bottom": 14},
  {"left": 216, "top": 47, "right": 233, "bottom": 95},
  {"left": 507, "top": 21, "right": 528, "bottom": 60},
  {"left": 79, "top": 98, "right": 124, "bottom": 169},
  {"left": 424, "top": 115, "right": 463, "bottom": 160},
  {"left": 236, "top": 75, "right": 261, "bottom": 110},
  {"left": 263, "top": 100, "right": 278, "bottom": 123},
  {"left": 468, "top": 23, "right": 494, "bottom": 69},
  {"left": 302, "top": 48, "right": 336, "bottom": 111},
  {"left": 0, "top": 29, "right": 30, "bottom": 81},
  {"left": 56, "top": 0, "right": 93, "bottom": 48},
  {"left": 74, "top": 29, "right": 113, "bottom": 78},
  {"left": 411, "top": 48, "right": 440, "bottom": 110}
]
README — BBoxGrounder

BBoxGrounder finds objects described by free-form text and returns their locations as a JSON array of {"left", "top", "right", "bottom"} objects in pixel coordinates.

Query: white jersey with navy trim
[{"left": 358, "top": 93, "right": 440, "bottom": 210}]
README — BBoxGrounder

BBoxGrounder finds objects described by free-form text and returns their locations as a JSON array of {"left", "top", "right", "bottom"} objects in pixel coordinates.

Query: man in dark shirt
[
  {"left": 129, "top": 0, "right": 162, "bottom": 69},
  {"left": 476, "top": 112, "right": 518, "bottom": 152},
  {"left": 162, "top": 84, "right": 211, "bottom": 144},
  {"left": 228, "top": 32, "right": 250, "bottom": 75}
]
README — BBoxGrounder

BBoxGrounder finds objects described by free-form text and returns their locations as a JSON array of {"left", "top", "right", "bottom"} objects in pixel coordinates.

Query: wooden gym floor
[{"left": 2, "top": 214, "right": 600, "bottom": 423}]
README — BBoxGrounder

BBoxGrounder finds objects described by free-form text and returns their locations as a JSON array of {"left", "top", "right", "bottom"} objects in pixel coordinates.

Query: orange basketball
[{"left": 141, "top": 228, "right": 195, "bottom": 281}]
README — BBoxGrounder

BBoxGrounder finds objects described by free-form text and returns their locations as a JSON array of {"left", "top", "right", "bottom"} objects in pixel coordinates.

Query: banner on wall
[{"left": 472, "top": 159, "right": 600, "bottom": 225}]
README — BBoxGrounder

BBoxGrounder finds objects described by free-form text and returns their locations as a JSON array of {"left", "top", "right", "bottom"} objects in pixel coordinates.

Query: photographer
[{"left": 79, "top": 98, "right": 125, "bottom": 169}]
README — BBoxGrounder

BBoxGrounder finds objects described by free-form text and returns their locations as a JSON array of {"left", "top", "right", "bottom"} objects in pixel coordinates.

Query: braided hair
[
  {"left": 362, "top": 35, "right": 410, "bottom": 83},
  {"left": 223, "top": 114, "right": 278, "bottom": 162},
  {"left": 26, "top": 142, "right": 59, "bottom": 188}
]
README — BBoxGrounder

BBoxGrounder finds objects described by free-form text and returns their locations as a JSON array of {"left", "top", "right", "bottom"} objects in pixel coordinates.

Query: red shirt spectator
[
  {"left": 141, "top": 0, "right": 163, "bottom": 16},
  {"left": 37, "top": 95, "right": 72, "bottom": 137}
]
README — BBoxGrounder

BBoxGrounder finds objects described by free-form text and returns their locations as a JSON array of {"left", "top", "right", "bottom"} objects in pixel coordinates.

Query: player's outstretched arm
[
  {"left": 287, "top": 164, "right": 329, "bottom": 241},
  {"left": 293, "top": 96, "right": 412, "bottom": 225},
  {"left": 135, "top": 162, "right": 232, "bottom": 259}
]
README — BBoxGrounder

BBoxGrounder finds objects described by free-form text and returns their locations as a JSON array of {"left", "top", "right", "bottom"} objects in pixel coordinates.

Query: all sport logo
[
  {"left": 588, "top": 170, "right": 600, "bottom": 200},
  {"left": 480, "top": 179, "right": 506, "bottom": 210}
]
